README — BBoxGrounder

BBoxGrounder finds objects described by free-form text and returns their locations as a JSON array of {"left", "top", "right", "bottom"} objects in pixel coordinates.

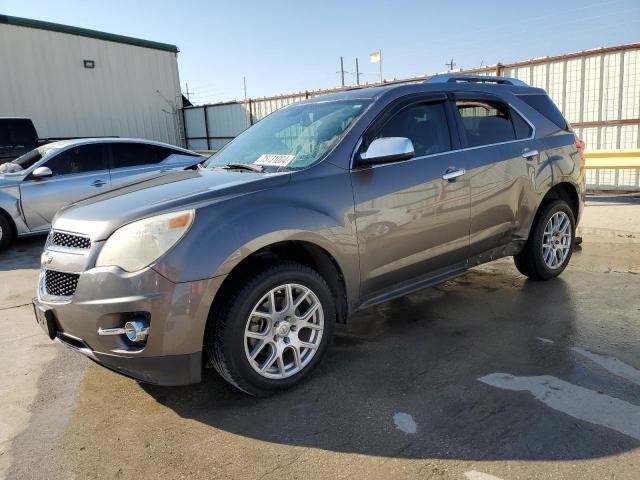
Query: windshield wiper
[{"left": 219, "top": 163, "right": 264, "bottom": 173}]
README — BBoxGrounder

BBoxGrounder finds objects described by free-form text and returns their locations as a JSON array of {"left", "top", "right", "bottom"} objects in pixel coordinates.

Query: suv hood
[{"left": 53, "top": 169, "right": 290, "bottom": 240}]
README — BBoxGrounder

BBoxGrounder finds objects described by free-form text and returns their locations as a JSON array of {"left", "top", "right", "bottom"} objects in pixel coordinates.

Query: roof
[
  {"left": 43, "top": 137, "right": 195, "bottom": 153},
  {"left": 298, "top": 76, "right": 543, "bottom": 105},
  {"left": 0, "top": 14, "right": 178, "bottom": 53}
]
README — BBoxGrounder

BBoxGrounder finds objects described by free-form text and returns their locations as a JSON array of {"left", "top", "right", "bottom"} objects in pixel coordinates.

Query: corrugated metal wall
[
  {"left": 183, "top": 94, "right": 317, "bottom": 151},
  {"left": 0, "top": 22, "right": 183, "bottom": 146},
  {"left": 184, "top": 45, "right": 640, "bottom": 191},
  {"left": 502, "top": 49, "right": 640, "bottom": 151}
]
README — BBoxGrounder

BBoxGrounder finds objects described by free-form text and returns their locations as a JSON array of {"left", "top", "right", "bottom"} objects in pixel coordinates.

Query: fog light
[{"left": 124, "top": 320, "right": 149, "bottom": 343}]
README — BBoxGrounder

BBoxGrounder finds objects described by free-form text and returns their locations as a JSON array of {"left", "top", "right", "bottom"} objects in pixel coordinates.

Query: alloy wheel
[
  {"left": 244, "top": 283, "right": 324, "bottom": 379},
  {"left": 542, "top": 211, "right": 572, "bottom": 269}
]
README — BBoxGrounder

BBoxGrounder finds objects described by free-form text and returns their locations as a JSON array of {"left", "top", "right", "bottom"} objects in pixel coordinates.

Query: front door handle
[
  {"left": 90, "top": 179, "right": 107, "bottom": 187},
  {"left": 442, "top": 168, "right": 466, "bottom": 181},
  {"left": 522, "top": 149, "right": 539, "bottom": 160}
]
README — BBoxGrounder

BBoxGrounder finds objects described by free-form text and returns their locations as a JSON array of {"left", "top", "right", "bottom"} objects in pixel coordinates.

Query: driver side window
[
  {"left": 43, "top": 144, "right": 106, "bottom": 176},
  {"left": 376, "top": 102, "right": 452, "bottom": 157}
]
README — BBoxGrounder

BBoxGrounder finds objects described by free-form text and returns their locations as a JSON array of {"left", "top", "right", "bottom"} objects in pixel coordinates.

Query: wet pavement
[{"left": 1, "top": 194, "right": 639, "bottom": 480}]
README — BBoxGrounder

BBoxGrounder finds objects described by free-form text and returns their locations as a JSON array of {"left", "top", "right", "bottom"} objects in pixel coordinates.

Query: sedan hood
[{"left": 53, "top": 169, "right": 290, "bottom": 240}]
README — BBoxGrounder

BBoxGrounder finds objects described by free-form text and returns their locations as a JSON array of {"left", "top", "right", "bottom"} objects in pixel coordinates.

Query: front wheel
[
  {"left": 514, "top": 199, "right": 575, "bottom": 281},
  {"left": 207, "top": 262, "right": 335, "bottom": 396}
]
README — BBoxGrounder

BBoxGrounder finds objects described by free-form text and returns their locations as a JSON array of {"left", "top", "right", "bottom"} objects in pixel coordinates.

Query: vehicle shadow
[
  {"left": 141, "top": 266, "right": 640, "bottom": 461},
  {"left": 0, "top": 235, "right": 45, "bottom": 271}
]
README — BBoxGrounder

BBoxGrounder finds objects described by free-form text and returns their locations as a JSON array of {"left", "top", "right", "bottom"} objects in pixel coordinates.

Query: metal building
[
  {"left": 184, "top": 43, "right": 640, "bottom": 189},
  {"left": 0, "top": 15, "right": 183, "bottom": 146}
]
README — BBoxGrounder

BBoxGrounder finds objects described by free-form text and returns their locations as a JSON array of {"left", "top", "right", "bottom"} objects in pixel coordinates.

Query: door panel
[
  {"left": 452, "top": 93, "right": 537, "bottom": 256},
  {"left": 466, "top": 143, "right": 532, "bottom": 256},
  {"left": 352, "top": 152, "right": 471, "bottom": 297},
  {"left": 109, "top": 163, "right": 161, "bottom": 188},
  {"left": 19, "top": 144, "right": 110, "bottom": 231},
  {"left": 351, "top": 98, "right": 471, "bottom": 299},
  {"left": 20, "top": 171, "right": 111, "bottom": 231}
]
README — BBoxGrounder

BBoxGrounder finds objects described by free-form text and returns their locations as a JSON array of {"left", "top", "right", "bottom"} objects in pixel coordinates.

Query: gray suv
[{"left": 33, "top": 75, "right": 585, "bottom": 396}]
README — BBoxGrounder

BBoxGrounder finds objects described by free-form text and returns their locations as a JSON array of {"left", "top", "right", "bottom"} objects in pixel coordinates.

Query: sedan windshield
[
  {"left": 11, "top": 145, "right": 59, "bottom": 170},
  {"left": 204, "top": 99, "right": 371, "bottom": 172}
]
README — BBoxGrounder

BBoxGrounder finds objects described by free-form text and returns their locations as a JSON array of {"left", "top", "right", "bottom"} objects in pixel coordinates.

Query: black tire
[
  {"left": 207, "top": 262, "right": 335, "bottom": 397},
  {"left": 0, "top": 214, "right": 14, "bottom": 252},
  {"left": 514, "top": 199, "right": 575, "bottom": 281}
]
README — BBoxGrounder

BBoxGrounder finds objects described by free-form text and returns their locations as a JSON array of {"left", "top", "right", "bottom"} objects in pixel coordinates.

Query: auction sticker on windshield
[{"left": 254, "top": 154, "right": 295, "bottom": 167}]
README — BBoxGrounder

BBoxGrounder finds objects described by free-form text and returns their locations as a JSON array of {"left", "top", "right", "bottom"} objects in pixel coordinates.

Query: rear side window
[
  {"left": 376, "top": 102, "right": 452, "bottom": 157},
  {"left": 456, "top": 101, "right": 516, "bottom": 147},
  {"left": 44, "top": 144, "right": 106, "bottom": 176},
  {"left": 516, "top": 94, "right": 569, "bottom": 131},
  {"left": 111, "top": 143, "right": 160, "bottom": 168},
  {"left": 512, "top": 110, "right": 533, "bottom": 139},
  {"left": 156, "top": 146, "right": 197, "bottom": 161}
]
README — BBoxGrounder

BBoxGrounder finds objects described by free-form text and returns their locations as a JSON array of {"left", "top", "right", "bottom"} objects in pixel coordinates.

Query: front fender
[
  {"left": 0, "top": 187, "right": 29, "bottom": 235},
  {"left": 154, "top": 166, "right": 360, "bottom": 302}
]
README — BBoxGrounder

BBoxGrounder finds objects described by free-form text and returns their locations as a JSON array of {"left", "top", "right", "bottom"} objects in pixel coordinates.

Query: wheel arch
[
  {"left": 539, "top": 182, "right": 580, "bottom": 222},
  {"left": 208, "top": 239, "right": 350, "bottom": 330},
  {"left": 201, "top": 239, "right": 350, "bottom": 369},
  {"left": 0, "top": 206, "right": 17, "bottom": 240}
]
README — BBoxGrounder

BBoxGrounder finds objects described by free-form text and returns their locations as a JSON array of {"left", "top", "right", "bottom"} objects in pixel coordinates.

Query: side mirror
[
  {"left": 32, "top": 166, "right": 53, "bottom": 179},
  {"left": 359, "top": 137, "right": 415, "bottom": 165}
]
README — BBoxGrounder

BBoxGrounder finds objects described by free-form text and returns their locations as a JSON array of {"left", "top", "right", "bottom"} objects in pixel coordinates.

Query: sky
[{"left": 2, "top": 0, "right": 640, "bottom": 104}]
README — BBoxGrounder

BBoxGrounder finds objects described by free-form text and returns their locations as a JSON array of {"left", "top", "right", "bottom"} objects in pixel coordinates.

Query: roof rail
[{"left": 427, "top": 74, "right": 529, "bottom": 87}]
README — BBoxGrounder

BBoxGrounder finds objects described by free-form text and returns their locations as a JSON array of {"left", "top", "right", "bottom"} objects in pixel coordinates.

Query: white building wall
[{"left": 0, "top": 23, "right": 182, "bottom": 145}]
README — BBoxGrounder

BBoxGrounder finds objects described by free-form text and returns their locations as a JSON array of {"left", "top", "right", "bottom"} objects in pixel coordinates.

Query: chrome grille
[
  {"left": 51, "top": 231, "right": 91, "bottom": 250},
  {"left": 44, "top": 270, "right": 79, "bottom": 297}
]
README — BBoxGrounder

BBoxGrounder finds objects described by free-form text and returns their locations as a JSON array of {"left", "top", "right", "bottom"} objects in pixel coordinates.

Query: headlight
[{"left": 96, "top": 210, "right": 195, "bottom": 272}]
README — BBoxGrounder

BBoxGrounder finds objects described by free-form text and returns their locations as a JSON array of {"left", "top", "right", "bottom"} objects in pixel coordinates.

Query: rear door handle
[
  {"left": 90, "top": 179, "right": 107, "bottom": 187},
  {"left": 442, "top": 168, "right": 466, "bottom": 181},
  {"left": 522, "top": 149, "right": 539, "bottom": 160}
]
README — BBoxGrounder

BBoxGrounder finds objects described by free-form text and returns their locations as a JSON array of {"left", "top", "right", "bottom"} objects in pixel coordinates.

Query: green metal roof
[{"left": 0, "top": 14, "right": 178, "bottom": 53}]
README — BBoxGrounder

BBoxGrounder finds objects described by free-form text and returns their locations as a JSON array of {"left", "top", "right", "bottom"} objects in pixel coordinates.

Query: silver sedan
[{"left": 0, "top": 138, "right": 205, "bottom": 250}]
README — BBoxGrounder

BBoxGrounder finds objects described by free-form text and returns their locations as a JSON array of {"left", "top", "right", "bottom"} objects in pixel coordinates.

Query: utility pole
[
  {"left": 243, "top": 76, "right": 247, "bottom": 101},
  {"left": 379, "top": 50, "right": 383, "bottom": 83},
  {"left": 355, "top": 58, "right": 360, "bottom": 85},
  {"left": 445, "top": 58, "right": 457, "bottom": 71},
  {"left": 184, "top": 82, "right": 192, "bottom": 101},
  {"left": 340, "top": 57, "right": 345, "bottom": 87}
]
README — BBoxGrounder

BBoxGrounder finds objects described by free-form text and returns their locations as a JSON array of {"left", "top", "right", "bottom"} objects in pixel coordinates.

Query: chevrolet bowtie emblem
[{"left": 42, "top": 252, "right": 54, "bottom": 265}]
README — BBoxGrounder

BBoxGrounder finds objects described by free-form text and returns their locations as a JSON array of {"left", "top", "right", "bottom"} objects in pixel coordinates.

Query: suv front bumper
[{"left": 35, "top": 265, "right": 225, "bottom": 386}]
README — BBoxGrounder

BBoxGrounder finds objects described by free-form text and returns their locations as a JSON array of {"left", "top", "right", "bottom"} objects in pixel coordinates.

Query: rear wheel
[
  {"left": 514, "top": 199, "right": 575, "bottom": 280},
  {"left": 207, "top": 262, "right": 335, "bottom": 396},
  {"left": 0, "top": 214, "right": 13, "bottom": 252}
]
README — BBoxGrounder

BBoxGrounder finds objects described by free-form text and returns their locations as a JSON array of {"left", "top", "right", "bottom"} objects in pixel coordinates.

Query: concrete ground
[{"left": 1, "top": 194, "right": 639, "bottom": 480}]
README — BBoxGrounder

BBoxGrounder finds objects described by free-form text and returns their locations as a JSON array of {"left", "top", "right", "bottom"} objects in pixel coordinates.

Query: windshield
[
  {"left": 10, "top": 145, "right": 59, "bottom": 171},
  {"left": 204, "top": 99, "right": 371, "bottom": 172}
]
